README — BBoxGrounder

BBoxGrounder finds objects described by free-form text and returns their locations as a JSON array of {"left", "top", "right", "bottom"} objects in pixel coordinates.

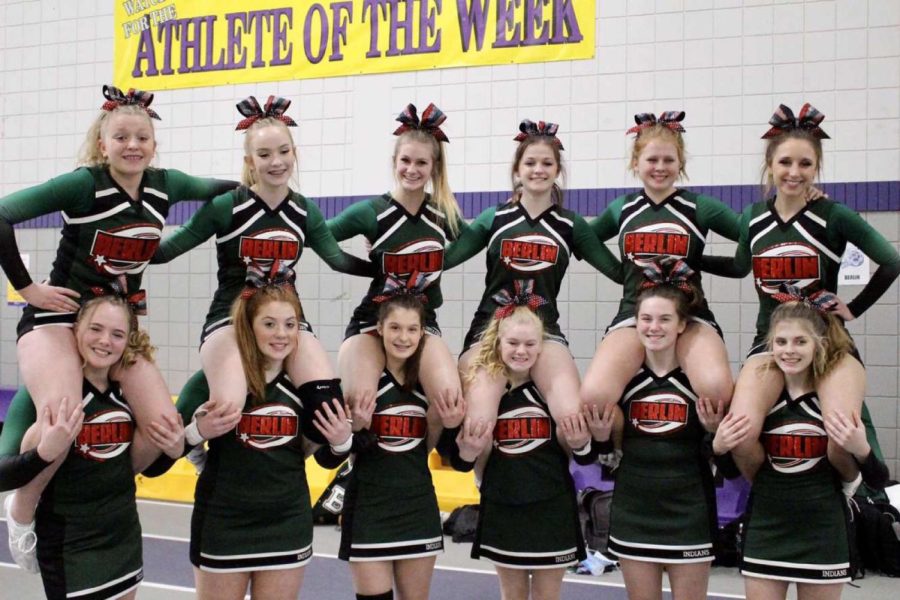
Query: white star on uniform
[
  {"left": 240, "top": 433, "right": 249, "bottom": 442},
  {"left": 95, "top": 255, "right": 107, "bottom": 266},
  {"left": 80, "top": 444, "right": 90, "bottom": 453},
  {"left": 631, "top": 418, "right": 639, "bottom": 427}
]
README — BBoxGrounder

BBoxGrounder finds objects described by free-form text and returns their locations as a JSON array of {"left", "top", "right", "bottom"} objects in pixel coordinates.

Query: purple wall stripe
[{"left": 12, "top": 181, "right": 899, "bottom": 229}]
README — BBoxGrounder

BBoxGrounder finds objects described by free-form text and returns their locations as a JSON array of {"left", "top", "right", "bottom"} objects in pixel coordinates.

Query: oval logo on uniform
[
  {"left": 74, "top": 408, "right": 134, "bottom": 461},
  {"left": 236, "top": 404, "right": 299, "bottom": 450},
  {"left": 752, "top": 242, "right": 821, "bottom": 296},
  {"left": 89, "top": 224, "right": 161, "bottom": 275},
  {"left": 371, "top": 404, "right": 427, "bottom": 453},
  {"left": 763, "top": 421, "right": 827, "bottom": 473},
  {"left": 628, "top": 393, "right": 689, "bottom": 435},
  {"left": 238, "top": 228, "right": 301, "bottom": 268},
  {"left": 623, "top": 222, "right": 690, "bottom": 268},
  {"left": 382, "top": 239, "right": 444, "bottom": 285},
  {"left": 500, "top": 234, "right": 559, "bottom": 272},
  {"left": 494, "top": 406, "right": 552, "bottom": 455}
]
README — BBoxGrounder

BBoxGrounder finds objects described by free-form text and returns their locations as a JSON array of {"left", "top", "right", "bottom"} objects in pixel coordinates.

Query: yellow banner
[{"left": 113, "top": 0, "right": 594, "bottom": 90}]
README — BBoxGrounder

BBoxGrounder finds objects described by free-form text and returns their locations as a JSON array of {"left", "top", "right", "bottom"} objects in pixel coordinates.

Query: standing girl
[
  {"left": 467, "top": 304, "right": 589, "bottom": 600},
  {"left": 581, "top": 111, "right": 738, "bottom": 423},
  {"left": 596, "top": 259, "right": 719, "bottom": 600},
  {"left": 0, "top": 293, "right": 184, "bottom": 599},
  {"left": 172, "top": 266, "right": 352, "bottom": 600},
  {"left": 328, "top": 103, "right": 465, "bottom": 421},
  {"left": 151, "top": 95, "right": 371, "bottom": 431},
  {"left": 339, "top": 293, "right": 469, "bottom": 600},
  {"left": 0, "top": 85, "right": 234, "bottom": 542},
  {"left": 704, "top": 104, "right": 900, "bottom": 484},
  {"left": 448, "top": 119, "right": 624, "bottom": 431}
]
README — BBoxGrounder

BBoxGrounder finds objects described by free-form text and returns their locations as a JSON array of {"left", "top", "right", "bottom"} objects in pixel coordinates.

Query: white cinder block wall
[{"left": 1, "top": 1, "right": 898, "bottom": 475}]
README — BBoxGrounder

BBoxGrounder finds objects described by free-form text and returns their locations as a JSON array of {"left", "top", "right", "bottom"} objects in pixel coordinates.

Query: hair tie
[
  {"left": 513, "top": 119, "right": 565, "bottom": 150},
  {"left": 761, "top": 103, "right": 829, "bottom": 140},
  {"left": 492, "top": 279, "right": 549, "bottom": 320},
  {"left": 372, "top": 271, "right": 429, "bottom": 305},
  {"left": 639, "top": 256, "right": 695, "bottom": 296},
  {"left": 626, "top": 111, "right": 685, "bottom": 136},
  {"left": 393, "top": 103, "right": 449, "bottom": 143},
  {"left": 771, "top": 284, "right": 836, "bottom": 315},
  {"left": 101, "top": 85, "right": 161, "bottom": 120},
  {"left": 241, "top": 261, "right": 297, "bottom": 299},
  {"left": 88, "top": 278, "right": 147, "bottom": 316},
  {"left": 236, "top": 95, "right": 298, "bottom": 131}
]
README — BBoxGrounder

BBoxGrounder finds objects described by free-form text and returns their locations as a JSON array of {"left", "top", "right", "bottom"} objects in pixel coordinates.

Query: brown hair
[
  {"left": 75, "top": 296, "right": 155, "bottom": 370},
  {"left": 761, "top": 129, "right": 823, "bottom": 197},
  {"left": 77, "top": 105, "right": 157, "bottom": 167},
  {"left": 241, "top": 117, "right": 300, "bottom": 188},
  {"left": 634, "top": 280, "right": 704, "bottom": 322},
  {"left": 629, "top": 125, "right": 688, "bottom": 179},
  {"left": 465, "top": 307, "right": 544, "bottom": 384},
  {"left": 511, "top": 138, "right": 566, "bottom": 206},
  {"left": 376, "top": 294, "right": 427, "bottom": 392},
  {"left": 762, "top": 301, "right": 853, "bottom": 386},
  {"left": 231, "top": 284, "right": 303, "bottom": 404}
]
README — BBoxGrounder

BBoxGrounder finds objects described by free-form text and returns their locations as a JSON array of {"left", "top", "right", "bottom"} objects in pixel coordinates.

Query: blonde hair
[
  {"left": 629, "top": 125, "right": 688, "bottom": 180},
  {"left": 761, "top": 129, "right": 823, "bottom": 198},
  {"left": 77, "top": 105, "right": 157, "bottom": 167},
  {"left": 393, "top": 129, "right": 462, "bottom": 236},
  {"left": 511, "top": 138, "right": 566, "bottom": 206},
  {"left": 75, "top": 296, "right": 155, "bottom": 370},
  {"left": 231, "top": 284, "right": 303, "bottom": 404},
  {"left": 466, "top": 307, "right": 544, "bottom": 383},
  {"left": 761, "top": 301, "right": 853, "bottom": 386},
  {"left": 241, "top": 118, "right": 300, "bottom": 188}
]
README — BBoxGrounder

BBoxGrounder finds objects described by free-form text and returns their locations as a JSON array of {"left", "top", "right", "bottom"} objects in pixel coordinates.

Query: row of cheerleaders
[{"left": 0, "top": 85, "right": 898, "bottom": 600}]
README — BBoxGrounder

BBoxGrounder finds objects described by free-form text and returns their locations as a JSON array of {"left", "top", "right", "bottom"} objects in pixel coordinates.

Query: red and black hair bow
[
  {"left": 393, "top": 103, "right": 449, "bottom": 142},
  {"left": 514, "top": 119, "right": 565, "bottom": 150},
  {"left": 492, "top": 279, "right": 549, "bottom": 320},
  {"left": 639, "top": 256, "right": 695, "bottom": 296},
  {"left": 235, "top": 95, "right": 298, "bottom": 131},
  {"left": 771, "top": 284, "right": 837, "bottom": 315},
  {"left": 241, "top": 261, "right": 297, "bottom": 299},
  {"left": 88, "top": 278, "right": 147, "bottom": 316},
  {"left": 372, "top": 271, "right": 429, "bottom": 305},
  {"left": 101, "top": 85, "right": 161, "bottom": 120},
  {"left": 761, "top": 103, "right": 830, "bottom": 140},
  {"left": 626, "top": 111, "right": 685, "bottom": 136}
]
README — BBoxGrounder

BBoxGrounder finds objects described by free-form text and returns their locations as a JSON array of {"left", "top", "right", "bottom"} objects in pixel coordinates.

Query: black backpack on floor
[{"left": 849, "top": 493, "right": 900, "bottom": 577}]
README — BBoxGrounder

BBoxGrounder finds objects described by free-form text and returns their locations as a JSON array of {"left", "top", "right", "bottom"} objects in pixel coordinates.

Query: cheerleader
[
  {"left": 466, "top": 302, "right": 590, "bottom": 600},
  {"left": 0, "top": 293, "right": 184, "bottom": 599},
  {"left": 151, "top": 95, "right": 370, "bottom": 434},
  {"left": 446, "top": 120, "right": 623, "bottom": 435},
  {"left": 581, "top": 111, "right": 738, "bottom": 432},
  {"left": 704, "top": 104, "right": 900, "bottom": 486},
  {"left": 172, "top": 265, "right": 351, "bottom": 600},
  {"left": 0, "top": 84, "right": 234, "bottom": 548},
  {"left": 338, "top": 292, "right": 478, "bottom": 600},
  {"left": 327, "top": 103, "right": 465, "bottom": 429},
  {"left": 597, "top": 258, "right": 719, "bottom": 600}
]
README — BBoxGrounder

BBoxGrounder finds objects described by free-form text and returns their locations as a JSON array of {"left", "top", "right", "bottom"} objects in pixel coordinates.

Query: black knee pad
[
  {"left": 356, "top": 592, "right": 393, "bottom": 600},
  {"left": 296, "top": 378, "right": 344, "bottom": 444}
]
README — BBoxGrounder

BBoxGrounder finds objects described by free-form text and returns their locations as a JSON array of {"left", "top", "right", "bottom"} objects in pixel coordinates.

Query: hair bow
[
  {"left": 771, "top": 284, "right": 837, "bottom": 314},
  {"left": 235, "top": 95, "right": 298, "bottom": 131},
  {"left": 88, "top": 279, "right": 147, "bottom": 316},
  {"left": 241, "top": 261, "right": 297, "bottom": 299},
  {"left": 761, "top": 103, "right": 829, "bottom": 140},
  {"left": 372, "top": 271, "right": 429, "bottom": 305},
  {"left": 626, "top": 111, "right": 685, "bottom": 136},
  {"left": 513, "top": 119, "right": 564, "bottom": 150},
  {"left": 101, "top": 85, "right": 161, "bottom": 120},
  {"left": 393, "top": 103, "right": 449, "bottom": 142},
  {"left": 492, "top": 279, "right": 549, "bottom": 320},
  {"left": 639, "top": 257, "right": 695, "bottom": 295}
]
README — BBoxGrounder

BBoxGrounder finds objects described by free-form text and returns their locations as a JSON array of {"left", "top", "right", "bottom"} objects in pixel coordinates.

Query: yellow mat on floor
[{"left": 135, "top": 451, "right": 480, "bottom": 511}]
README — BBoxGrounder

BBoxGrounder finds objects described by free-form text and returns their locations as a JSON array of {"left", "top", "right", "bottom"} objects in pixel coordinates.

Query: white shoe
[
  {"left": 186, "top": 445, "right": 208, "bottom": 474},
  {"left": 4, "top": 494, "right": 39, "bottom": 574}
]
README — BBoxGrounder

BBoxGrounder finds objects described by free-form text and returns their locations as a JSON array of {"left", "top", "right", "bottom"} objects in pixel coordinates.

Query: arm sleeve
[
  {"left": 313, "top": 445, "right": 350, "bottom": 469},
  {"left": 174, "top": 370, "right": 213, "bottom": 448},
  {"left": 151, "top": 191, "right": 233, "bottom": 264},
  {"left": 857, "top": 450, "right": 890, "bottom": 490},
  {"left": 164, "top": 170, "right": 238, "bottom": 204},
  {"left": 832, "top": 204, "right": 900, "bottom": 318},
  {"left": 139, "top": 454, "right": 178, "bottom": 478},
  {"left": 434, "top": 426, "right": 476, "bottom": 472},
  {"left": 0, "top": 389, "right": 48, "bottom": 491},
  {"left": 305, "top": 202, "right": 373, "bottom": 277},
  {"left": 697, "top": 195, "right": 741, "bottom": 242},
  {"left": 326, "top": 200, "right": 377, "bottom": 242},
  {"left": 588, "top": 201, "right": 623, "bottom": 243},
  {"left": 573, "top": 215, "right": 624, "bottom": 284},
  {"left": 0, "top": 170, "right": 95, "bottom": 289},
  {"left": 443, "top": 208, "right": 494, "bottom": 270},
  {"left": 700, "top": 206, "right": 753, "bottom": 278}
]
